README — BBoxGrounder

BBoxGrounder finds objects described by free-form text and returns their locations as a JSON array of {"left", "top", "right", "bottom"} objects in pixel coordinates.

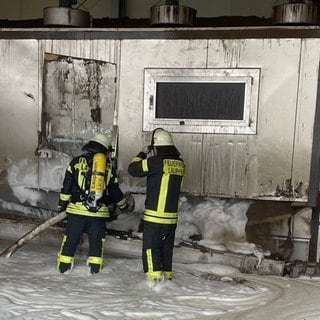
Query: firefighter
[
  {"left": 128, "top": 128, "right": 185, "bottom": 282},
  {"left": 56, "top": 132, "right": 134, "bottom": 274}
]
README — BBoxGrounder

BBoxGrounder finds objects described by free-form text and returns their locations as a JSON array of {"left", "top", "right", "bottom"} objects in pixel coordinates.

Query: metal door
[{"left": 41, "top": 53, "right": 117, "bottom": 157}]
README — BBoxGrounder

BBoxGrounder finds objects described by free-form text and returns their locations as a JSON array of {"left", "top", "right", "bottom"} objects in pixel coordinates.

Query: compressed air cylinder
[{"left": 89, "top": 153, "right": 107, "bottom": 203}]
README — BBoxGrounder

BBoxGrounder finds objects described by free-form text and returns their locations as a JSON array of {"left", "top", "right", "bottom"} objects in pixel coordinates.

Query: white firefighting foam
[{"left": 0, "top": 155, "right": 320, "bottom": 319}]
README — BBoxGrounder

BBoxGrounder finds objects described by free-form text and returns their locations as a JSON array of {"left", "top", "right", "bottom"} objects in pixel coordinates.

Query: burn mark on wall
[
  {"left": 91, "top": 107, "right": 101, "bottom": 123},
  {"left": 276, "top": 179, "right": 293, "bottom": 198},
  {"left": 84, "top": 59, "right": 104, "bottom": 123},
  {"left": 275, "top": 179, "right": 305, "bottom": 198},
  {"left": 55, "top": 57, "right": 105, "bottom": 123},
  {"left": 24, "top": 92, "right": 35, "bottom": 100},
  {"left": 41, "top": 53, "right": 116, "bottom": 157}
]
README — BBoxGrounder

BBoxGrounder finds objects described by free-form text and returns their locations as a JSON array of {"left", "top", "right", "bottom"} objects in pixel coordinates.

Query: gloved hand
[
  {"left": 107, "top": 203, "right": 121, "bottom": 221},
  {"left": 57, "top": 199, "right": 68, "bottom": 213},
  {"left": 119, "top": 192, "right": 135, "bottom": 213},
  {"left": 142, "top": 145, "right": 151, "bottom": 156}
]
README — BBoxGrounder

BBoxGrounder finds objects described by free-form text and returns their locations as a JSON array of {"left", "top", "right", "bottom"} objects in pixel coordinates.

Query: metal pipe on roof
[{"left": 112, "top": 0, "right": 126, "bottom": 18}]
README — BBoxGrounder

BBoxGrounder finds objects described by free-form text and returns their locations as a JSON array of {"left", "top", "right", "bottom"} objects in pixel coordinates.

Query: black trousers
[
  {"left": 61, "top": 214, "right": 106, "bottom": 258},
  {"left": 142, "top": 221, "right": 176, "bottom": 273}
]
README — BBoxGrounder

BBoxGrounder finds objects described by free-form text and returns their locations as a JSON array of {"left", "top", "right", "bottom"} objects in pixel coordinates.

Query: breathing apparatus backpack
[{"left": 85, "top": 152, "right": 107, "bottom": 212}]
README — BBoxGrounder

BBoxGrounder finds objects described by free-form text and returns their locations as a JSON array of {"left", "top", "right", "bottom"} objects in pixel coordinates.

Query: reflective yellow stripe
[
  {"left": 144, "top": 215, "right": 178, "bottom": 224},
  {"left": 156, "top": 159, "right": 185, "bottom": 213},
  {"left": 146, "top": 271, "right": 162, "bottom": 281},
  {"left": 146, "top": 248, "right": 153, "bottom": 272},
  {"left": 58, "top": 235, "right": 67, "bottom": 255},
  {"left": 132, "top": 156, "right": 143, "bottom": 162},
  {"left": 142, "top": 159, "right": 148, "bottom": 172},
  {"left": 163, "top": 271, "right": 172, "bottom": 280},
  {"left": 74, "top": 157, "right": 88, "bottom": 188},
  {"left": 87, "top": 256, "right": 103, "bottom": 265},
  {"left": 145, "top": 209, "right": 178, "bottom": 219},
  {"left": 67, "top": 202, "right": 109, "bottom": 218},
  {"left": 116, "top": 198, "right": 126, "bottom": 209},
  {"left": 105, "top": 164, "right": 112, "bottom": 186},
  {"left": 56, "top": 236, "right": 74, "bottom": 267},
  {"left": 158, "top": 173, "right": 169, "bottom": 212},
  {"left": 67, "top": 165, "right": 72, "bottom": 174},
  {"left": 60, "top": 193, "right": 71, "bottom": 201},
  {"left": 101, "top": 238, "right": 105, "bottom": 262},
  {"left": 57, "top": 254, "right": 73, "bottom": 264},
  {"left": 144, "top": 209, "right": 178, "bottom": 225},
  {"left": 87, "top": 238, "right": 105, "bottom": 272}
]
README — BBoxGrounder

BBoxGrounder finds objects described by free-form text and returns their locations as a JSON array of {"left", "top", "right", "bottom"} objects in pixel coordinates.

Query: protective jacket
[
  {"left": 59, "top": 152, "right": 126, "bottom": 218},
  {"left": 128, "top": 151, "right": 185, "bottom": 225}
]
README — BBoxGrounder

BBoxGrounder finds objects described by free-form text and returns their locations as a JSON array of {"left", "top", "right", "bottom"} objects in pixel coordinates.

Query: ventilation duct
[
  {"left": 43, "top": 0, "right": 90, "bottom": 27},
  {"left": 150, "top": 0, "right": 196, "bottom": 26}
]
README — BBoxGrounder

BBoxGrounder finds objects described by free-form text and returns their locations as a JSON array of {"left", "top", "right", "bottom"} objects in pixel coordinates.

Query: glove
[
  {"left": 57, "top": 199, "right": 68, "bottom": 213},
  {"left": 107, "top": 203, "right": 121, "bottom": 221},
  {"left": 119, "top": 192, "right": 135, "bottom": 213},
  {"left": 142, "top": 146, "right": 151, "bottom": 156}
]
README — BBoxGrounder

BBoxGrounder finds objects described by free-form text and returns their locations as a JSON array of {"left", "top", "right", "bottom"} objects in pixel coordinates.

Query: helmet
[
  {"left": 152, "top": 129, "right": 174, "bottom": 146},
  {"left": 90, "top": 133, "right": 111, "bottom": 150}
]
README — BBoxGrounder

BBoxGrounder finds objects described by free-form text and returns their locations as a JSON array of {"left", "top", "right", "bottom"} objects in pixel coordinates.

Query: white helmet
[
  {"left": 90, "top": 133, "right": 111, "bottom": 150},
  {"left": 152, "top": 129, "right": 174, "bottom": 146}
]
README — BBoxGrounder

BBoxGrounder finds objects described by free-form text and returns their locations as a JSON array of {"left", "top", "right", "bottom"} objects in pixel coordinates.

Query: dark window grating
[{"left": 155, "top": 82, "right": 245, "bottom": 120}]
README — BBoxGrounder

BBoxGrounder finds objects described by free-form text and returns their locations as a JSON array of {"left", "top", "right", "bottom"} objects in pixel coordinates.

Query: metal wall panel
[
  {"left": 0, "top": 34, "right": 318, "bottom": 202},
  {"left": 291, "top": 39, "right": 320, "bottom": 199},
  {"left": 118, "top": 37, "right": 314, "bottom": 201},
  {"left": 117, "top": 39, "right": 208, "bottom": 189},
  {"left": 41, "top": 54, "right": 117, "bottom": 157},
  {"left": 204, "top": 38, "right": 303, "bottom": 199},
  {"left": 0, "top": 40, "right": 40, "bottom": 167},
  {"left": 40, "top": 39, "right": 119, "bottom": 63}
]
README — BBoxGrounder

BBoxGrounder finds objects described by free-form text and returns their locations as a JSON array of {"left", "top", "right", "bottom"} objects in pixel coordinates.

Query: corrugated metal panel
[
  {"left": 174, "top": 134, "right": 259, "bottom": 197},
  {"left": 291, "top": 39, "right": 320, "bottom": 200},
  {"left": 174, "top": 134, "right": 203, "bottom": 195},
  {"left": 201, "top": 135, "right": 255, "bottom": 197}
]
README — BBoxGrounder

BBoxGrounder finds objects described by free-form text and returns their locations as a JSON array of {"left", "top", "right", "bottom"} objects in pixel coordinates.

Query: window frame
[{"left": 143, "top": 68, "right": 260, "bottom": 134}]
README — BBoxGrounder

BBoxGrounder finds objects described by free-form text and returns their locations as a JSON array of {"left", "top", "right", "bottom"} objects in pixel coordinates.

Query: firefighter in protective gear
[
  {"left": 56, "top": 132, "right": 133, "bottom": 274},
  {"left": 128, "top": 128, "right": 185, "bottom": 282}
]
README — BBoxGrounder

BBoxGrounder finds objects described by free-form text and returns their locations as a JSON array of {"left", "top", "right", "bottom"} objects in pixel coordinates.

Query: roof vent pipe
[
  {"left": 272, "top": 0, "right": 320, "bottom": 25},
  {"left": 111, "top": 0, "right": 127, "bottom": 19},
  {"left": 43, "top": 0, "right": 90, "bottom": 27},
  {"left": 150, "top": 0, "right": 197, "bottom": 26}
]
